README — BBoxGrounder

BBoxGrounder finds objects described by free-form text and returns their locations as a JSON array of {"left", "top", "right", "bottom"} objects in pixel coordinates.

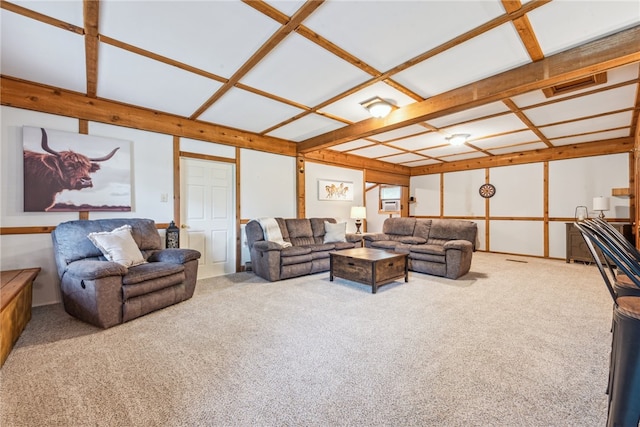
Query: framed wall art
[
  {"left": 23, "top": 126, "right": 132, "bottom": 212},
  {"left": 318, "top": 179, "right": 353, "bottom": 201}
]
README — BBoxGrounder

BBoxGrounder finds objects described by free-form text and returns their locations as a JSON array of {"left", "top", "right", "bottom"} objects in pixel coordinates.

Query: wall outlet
[{"left": 160, "top": 193, "right": 168, "bottom": 203}]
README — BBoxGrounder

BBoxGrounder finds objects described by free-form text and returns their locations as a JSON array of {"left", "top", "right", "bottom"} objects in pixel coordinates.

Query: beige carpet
[{"left": 0, "top": 252, "right": 614, "bottom": 426}]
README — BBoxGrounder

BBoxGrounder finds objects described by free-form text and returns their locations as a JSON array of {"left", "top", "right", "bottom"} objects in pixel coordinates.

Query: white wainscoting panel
[
  {"left": 490, "top": 163, "right": 543, "bottom": 217},
  {"left": 411, "top": 174, "right": 441, "bottom": 217},
  {"left": 443, "top": 169, "right": 486, "bottom": 217},
  {"left": 490, "top": 220, "right": 544, "bottom": 256},
  {"left": 549, "top": 221, "right": 569, "bottom": 260},
  {"left": 548, "top": 154, "right": 629, "bottom": 219}
]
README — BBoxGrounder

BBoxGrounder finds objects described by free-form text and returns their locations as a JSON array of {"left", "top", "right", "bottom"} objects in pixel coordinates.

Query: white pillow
[
  {"left": 87, "top": 225, "right": 146, "bottom": 267},
  {"left": 324, "top": 221, "right": 347, "bottom": 243}
]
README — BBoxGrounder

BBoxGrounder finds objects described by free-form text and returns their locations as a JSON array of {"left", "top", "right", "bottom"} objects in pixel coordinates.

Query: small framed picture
[{"left": 318, "top": 179, "right": 353, "bottom": 201}]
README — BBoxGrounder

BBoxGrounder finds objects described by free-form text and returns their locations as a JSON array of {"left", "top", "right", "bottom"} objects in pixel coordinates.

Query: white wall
[
  {"left": 409, "top": 153, "right": 631, "bottom": 258},
  {"left": 304, "top": 162, "right": 364, "bottom": 233}
]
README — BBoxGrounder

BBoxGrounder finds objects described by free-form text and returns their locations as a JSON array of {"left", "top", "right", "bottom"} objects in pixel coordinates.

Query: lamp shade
[
  {"left": 593, "top": 196, "right": 610, "bottom": 212},
  {"left": 350, "top": 206, "right": 366, "bottom": 219}
]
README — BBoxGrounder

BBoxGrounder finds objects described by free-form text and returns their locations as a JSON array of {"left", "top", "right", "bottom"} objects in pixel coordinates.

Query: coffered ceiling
[{"left": 1, "top": 0, "right": 639, "bottom": 173}]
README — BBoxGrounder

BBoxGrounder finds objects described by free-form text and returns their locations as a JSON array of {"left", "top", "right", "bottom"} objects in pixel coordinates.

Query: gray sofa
[
  {"left": 364, "top": 218, "right": 477, "bottom": 279},
  {"left": 246, "top": 217, "right": 362, "bottom": 281},
  {"left": 51, "top": 218, "right": 201, "bottom": 328}
]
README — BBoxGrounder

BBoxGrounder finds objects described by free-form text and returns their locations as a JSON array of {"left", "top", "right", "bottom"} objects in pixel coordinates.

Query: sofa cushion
[
  {"left": 324, "top": 221, "right": 347, "bottom": 243},
  {"left": 398, "top": 236, "right": 426, "bottom": 244},
  {"left": 382, "top": 218, "right": 416, "bottom": 236},
  {"left": 87, "top": 225, "right": 147, "bottom": 267},
  {"left": 414, "top": 220, "right": 432, "bottom": 240},
  {"left": 370, "top": 240, "right": 403, "bottom": 250},
  {"left": 285, "top": 219, "right": 315, "bottom": 246}
]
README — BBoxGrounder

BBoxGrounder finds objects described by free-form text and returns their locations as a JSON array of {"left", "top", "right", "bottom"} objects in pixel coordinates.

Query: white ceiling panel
[
  {"left": 527, "top": 1, "right": 640, "bottom": 56},
  {"left": 426, "top": 102, "right": 511, "bottom": 128},
  {"left": 418, "top": 145, "right": 476, "bottom": 158},
  {"left": 303, "top": 1, "right": 504, "bottom": 72},
  {"left": 550, "top": 129, "right": 631, "bottom": 147},
  {"left": 319, "top": 82, "right": 416, "bottom": 123},
  {"left": 402, "top": 159, "right": 442, "bottom": 167},
  {"left": 266, "top": 114, "right": 345, "bottom": 142},
  {"left": 487, "top": 142, "right": 548, "bottom": 155},
  {"left": 393, "top": 23, "right": 531, "bottom": 98},
  {"left": 442, "top": 114, "right": 527, "bottom": 140},
  {"left": 97, "top": 43, "right": 223, "bottom": 117},
  {"left": 472, "top": 130, "right": 540, "bottom": 150},
  {"left": 264, "top": 1, "right": 306, "bottom": 16},
  {"left": 371, "top": 125, "right": 430, "bottom": 143},
  {"left": 379, "top": 153, "right": 426, "bottom": 164},
  {"left": 540, "top": 111, "right": 632, "bottom": 139},
  {"left": 441, "top": 151, "right": 489, "bottom": 162},
  {"left": 525, "top": 86, "right": 637, "bottom": 126},
  {"left": 387, "top": 132, "right": 446, "bottom": 151},
  {"left": 12, "top": 0, "right": 83, "bottom": 26},
  {"left": 349, "top": 145, "right": 404, "bottom": 159},
  {"left": 100, "top": 1, "right": 280, "bottom": 79},
  {"left": 330, "top": 139, "right": 375, "bottom": 152},
  {"left": 1, "top": 11, "right": 86, "bottom": 93},
  {"left": 240, "top": 33, "right": 371, "bottom": 107},
  {"left": 511, "top": 63, "right": 640, "bottom": 108},
  {"left": 199, "top": 88, "right": 304, "bottom": 133}
]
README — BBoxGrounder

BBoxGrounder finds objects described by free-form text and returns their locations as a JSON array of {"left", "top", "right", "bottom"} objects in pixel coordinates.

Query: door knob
[{"left": 181, "top": 224, "right": 189, "bottom": 229}]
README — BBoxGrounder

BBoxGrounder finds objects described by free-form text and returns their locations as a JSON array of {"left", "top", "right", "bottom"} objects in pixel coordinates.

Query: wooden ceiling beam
[
  {"left": 298, "top": 25, "right": 640, "bottom": 154},
  {"left": 410, "top": 137, "right": 634, "bottom": 175},
  {"left": 0, "top": 76, "right": 297, "bottom": 157},
  {"left": 83, "top": 0, "right": 100, "bottom": 97},
  {"left": 301, "top": 150, "right": 411, "bottom": 176}
]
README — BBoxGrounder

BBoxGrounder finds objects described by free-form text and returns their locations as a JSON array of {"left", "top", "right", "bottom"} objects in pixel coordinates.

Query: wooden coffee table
[{"left": 330, "top": 247, "right": 408, "bottom": 293}]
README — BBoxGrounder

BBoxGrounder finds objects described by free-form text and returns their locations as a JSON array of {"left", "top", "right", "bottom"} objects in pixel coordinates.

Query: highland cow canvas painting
[{"left": 22, "top": 126, "right": 132, "bottom": 212}]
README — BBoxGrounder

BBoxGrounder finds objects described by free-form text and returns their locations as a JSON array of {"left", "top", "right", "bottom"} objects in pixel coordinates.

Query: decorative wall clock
[{"left": 479, "top": 183, "right": 496, "bottom": 198}]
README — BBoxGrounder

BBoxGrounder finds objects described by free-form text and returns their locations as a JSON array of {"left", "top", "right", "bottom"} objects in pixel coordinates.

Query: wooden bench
[{"left": 1, "top": 268, "right": 40, "bottom": 367}]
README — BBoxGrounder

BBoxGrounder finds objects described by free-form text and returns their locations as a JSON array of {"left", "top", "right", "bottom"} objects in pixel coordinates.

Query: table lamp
[
  {"left": 593, "top": 196, "right": 610, "bottom": 219},
  {"left": 350, "top": 206, "right": 366, "bottom": 234}
]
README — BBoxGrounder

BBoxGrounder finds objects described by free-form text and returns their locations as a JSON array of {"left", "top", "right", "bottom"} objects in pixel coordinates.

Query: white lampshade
[
  {"left": 593, "top": 196, "right": 610, "bottom": 212},
  {"left": 350, "top": 206, "right": 366, "bottom": 219}
]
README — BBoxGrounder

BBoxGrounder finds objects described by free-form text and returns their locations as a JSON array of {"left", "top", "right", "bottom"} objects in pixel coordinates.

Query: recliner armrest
[
  {"left": 345, "top": 233, "right": 363, "bottom": 244},
  {"left": 363, "top": 233, "right": 388, "bottom": 242},
  {"left": 443, "top": 240, "right": 473, "bottom": 251},
  {"left": 148, "top": 248, "right": 201, "bottom": 264},
  {"left": 65, "top": 260, "right": 127, "bottom": 280},
  {"left": 253, "top": 241, "right": 285, "bottom": 251}
]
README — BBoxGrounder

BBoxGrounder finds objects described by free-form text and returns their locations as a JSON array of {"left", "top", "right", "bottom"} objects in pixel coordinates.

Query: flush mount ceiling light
[
  {"left": 446, "top": 133, "right": 470, "bottom": 146},
  {"left": 360, "top": 96, "right": 393, "bottom": 118}
]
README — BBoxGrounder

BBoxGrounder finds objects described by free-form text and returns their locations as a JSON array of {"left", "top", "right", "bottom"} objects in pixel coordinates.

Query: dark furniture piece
[
  {"left": 51, "top": 218, "right": 201, "bottom": 329},
  {"left": 363, "top": 218, "right": 477, "bottom": 279},
  {"left": 245, "top": 218, "right": 362, "bottom": 282},
  {"left": 565, "top": 222, "right": 632, "bottom": 263},
  {"left": 330, "top": 247, "right": 408, "bottom": 293},
  {"left": 573, "top": 219, "right": 640, "bottom": 427}
]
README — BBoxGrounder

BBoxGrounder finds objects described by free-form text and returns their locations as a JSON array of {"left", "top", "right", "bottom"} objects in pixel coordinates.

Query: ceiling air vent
[{"left": 542, "top": 72, "right": 607, "bottom": 98}]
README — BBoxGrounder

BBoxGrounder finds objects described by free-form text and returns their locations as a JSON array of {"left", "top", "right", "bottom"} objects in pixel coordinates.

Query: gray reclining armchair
[{"left": 51, "top": 218, "right": 201, "bottom": 328}]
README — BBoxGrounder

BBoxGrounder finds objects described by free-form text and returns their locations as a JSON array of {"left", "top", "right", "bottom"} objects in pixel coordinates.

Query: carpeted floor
[{"left": 0, "top": 252, "right": 615, "bottom": 426}]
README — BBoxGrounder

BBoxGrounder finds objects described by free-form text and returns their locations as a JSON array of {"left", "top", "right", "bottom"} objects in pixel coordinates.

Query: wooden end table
[{"left": 330, "top": 247, "right": 408, "bottom": 293}]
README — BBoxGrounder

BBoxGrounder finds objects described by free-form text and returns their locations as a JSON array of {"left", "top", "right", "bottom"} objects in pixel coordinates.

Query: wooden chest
[
  {"left": 330, "top": 248, "right": 408, "bottom": 293},
  {"left": 1, "top": 268, "right": 40, "bottom": 367}
]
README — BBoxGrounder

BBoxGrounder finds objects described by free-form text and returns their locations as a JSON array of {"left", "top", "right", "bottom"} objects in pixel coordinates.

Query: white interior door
[{"left": 180, "top": 157, "right": 235, "bottom": 278}]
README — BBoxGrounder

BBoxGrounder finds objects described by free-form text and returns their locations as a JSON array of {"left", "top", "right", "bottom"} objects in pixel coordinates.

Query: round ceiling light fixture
[
  {"left": 446, "top": 133, "right": 470, "bottom": 146},
  {"left": 360, "top": 96, "right": 394, "bottom": 118}
]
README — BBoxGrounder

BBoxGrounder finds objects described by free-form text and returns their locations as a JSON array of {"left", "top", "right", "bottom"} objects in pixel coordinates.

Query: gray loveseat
[
  {"left": 245, "top": 218, "right": 362, "bottom": 281},
  {"left": 51, "top": 218, "right": 201, "bottom": 328},
  {"left": 364, "top": 218, "right": 477, "bottom": 279}
]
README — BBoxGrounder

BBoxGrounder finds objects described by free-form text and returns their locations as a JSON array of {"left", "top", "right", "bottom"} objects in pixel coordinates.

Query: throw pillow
[
  {"left": 87, "top": 225, "right": 146, "bottom": 267},
  {"left": 324, "top": 221, "right": 347, "bottom": 243}
]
